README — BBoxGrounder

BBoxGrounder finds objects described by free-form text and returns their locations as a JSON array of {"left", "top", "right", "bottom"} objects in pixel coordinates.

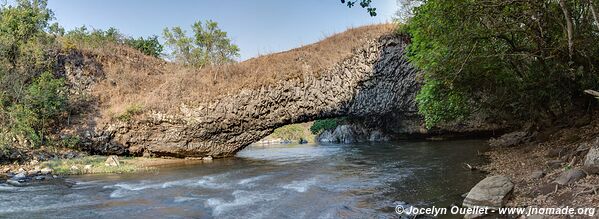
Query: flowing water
[{"left": 0, "top": 140, "right": 489, "bottom": 218}]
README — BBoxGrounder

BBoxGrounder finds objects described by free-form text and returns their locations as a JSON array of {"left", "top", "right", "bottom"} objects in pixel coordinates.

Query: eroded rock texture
[{"left": 92, "top": 35, "right": 419, "bottom": 157}]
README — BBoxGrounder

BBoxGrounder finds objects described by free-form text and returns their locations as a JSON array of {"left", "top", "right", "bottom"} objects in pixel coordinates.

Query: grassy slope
[{"left": 260, "top": 122, "right": 316, "bottom": 143}]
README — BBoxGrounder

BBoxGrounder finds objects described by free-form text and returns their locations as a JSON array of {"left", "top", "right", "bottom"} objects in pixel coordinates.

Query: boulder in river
[
  {"left": 13, "top": 172, "right": 27, "bottom": 180},
  {"left": 6, "top": 179, "right": 24, "bottom": 186},
  {"left": 583, "top": 143, "right": 599, "bottom": 174},
  {"left": 463, "top": 175, "right": 513, "bottom": 209},
  {"left": 553, "top": 167, "right": 586, "bottom": 185},
  {"left": 7, "top": 172, "right": 28, "bottom": 186}
]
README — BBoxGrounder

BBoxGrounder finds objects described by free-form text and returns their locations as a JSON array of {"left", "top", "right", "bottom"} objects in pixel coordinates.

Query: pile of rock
[
  {"left": 5, "top": 167, "right": 55, "bottom": 186},
  {"left": 543, "top": 137, "right": 599, "bottom": 186}
]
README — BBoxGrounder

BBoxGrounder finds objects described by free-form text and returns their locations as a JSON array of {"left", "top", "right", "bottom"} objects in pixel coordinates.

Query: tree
[
  {"left": 341, "top": 0, "right": 377, "bottom": 16},
  {"left": 558, "top": 0, "right": 574, "bottom": 60},
  {"left": 0, "top": 1, "right": 69, "bottom": 148},
  {"left": 405, "top": 0, "right": 599, "bottom": 127},
  {"left": 125, "top": 35, "right": 163, "bottom": 58},
  {"left": 163, "top": 20, "right": 239, "bottom": 68},
  {"left": 0, "top": 0, "right": 54, "bottom": 103},
  {"left": 591, "top": 0, "right": 599, "bottom": 30},
  {"left": 21, "top": 72, "right": 67, "bottom": 146}
]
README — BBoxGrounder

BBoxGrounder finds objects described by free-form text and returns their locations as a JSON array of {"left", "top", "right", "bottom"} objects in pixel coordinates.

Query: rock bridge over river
[
  {"left": 76, "top": 26, "right": 493, "bottom": 157},
  {"left": 89, "top": 34, "right": 421, "bottom": 158}
]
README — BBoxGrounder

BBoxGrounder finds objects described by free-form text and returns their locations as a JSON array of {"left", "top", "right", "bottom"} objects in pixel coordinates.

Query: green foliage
[
  {"left": 7, "top": 104, "right": 40, "bottom": 146},
  {"left": 310, "top": 118, "right": 345, "bottom": 134},
  {"left": 341, "top": 0, "right": 377, "bottom": 16},
  {"left": 25, "top": 72, "right": 68, "bottom": 122},
  {"left": 416, "top": 78, "right": 469, "bottom": 128},
  {"left": 406, "top": 0, "right": 599, "bottom": 127},
  {"left": 62, "top": 26, "right": 163, "bottom": 58},
  {"left": 63, "top": 26, "right": 123, "bottom": 45},
  {"left": 0, "top": 1, "right": 68, "bottom": 149},
  {"left": 163, "top": 20, "right": 240, "bottom": 68},
  {"left": 8, "top": 72, "right": 67, "bottom": 147},
  {"left": 125, "top": 36, "right": 163, "bottom": 57},
  {"left": 60, "top": 135, "right": 81, "bottom": 149},
  {"left": 0, "top": 0, "right": 56, "bottom": 103},
  {"left": 116, "top": 104, "right": 144, "bottom": 122}
]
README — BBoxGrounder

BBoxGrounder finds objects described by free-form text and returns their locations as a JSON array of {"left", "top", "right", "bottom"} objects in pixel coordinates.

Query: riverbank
[
  {"left": 0, "top": 155, "right": 207, "bottom": 184},
  {"left": 483, "top": 118, "right": 599, "bottom": 209}
]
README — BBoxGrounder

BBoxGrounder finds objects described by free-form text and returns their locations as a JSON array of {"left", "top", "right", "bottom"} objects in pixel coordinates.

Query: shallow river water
[{"left": 0, "top": 140, "right": 489, "bottom": 218}]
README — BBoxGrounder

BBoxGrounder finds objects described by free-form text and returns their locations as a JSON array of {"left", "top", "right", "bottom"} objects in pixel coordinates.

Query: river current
[{"left": 0, "top": 140, "right": 488, "bottom": 218}]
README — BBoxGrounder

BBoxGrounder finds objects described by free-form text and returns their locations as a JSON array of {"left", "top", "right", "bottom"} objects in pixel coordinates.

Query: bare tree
[
  {"left": 558, "top": 0, "right": 574, "bottom": 60},
  {"left": 590, "top": 0, "right": 599, "bottom": 30}
]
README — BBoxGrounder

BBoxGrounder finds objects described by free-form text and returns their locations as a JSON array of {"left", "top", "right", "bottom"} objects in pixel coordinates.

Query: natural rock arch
[{"left": 89, "top": 34, "right": 420, "bottom": 158}]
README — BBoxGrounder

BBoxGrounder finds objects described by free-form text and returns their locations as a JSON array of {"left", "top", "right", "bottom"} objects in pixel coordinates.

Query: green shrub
[
  {"left": 116, "top": 104, "right": 144, "bottom": 122},
  {"left": 63, "top": 26, "right": 164, "bottom": 58},
  {"left": 7, "top": 72, "right": 68, "bottom": 147},
  {"left": 310, "top": 118, "right": 344, "bottom": 134},
  {"left": 63, "top": 26, "right": 124, "bottom": 47},
  {"left": 415, "top": 78, "right": 469, "bottom": 128},
  {"left": 60, "top": 135, "right": 81, "bottom": 149},
  {"left": 7, "top": 104, "right": 40, "bottom": 146},
  {"left": 125, "top": 36, "right": 163, "bottom": 58}
]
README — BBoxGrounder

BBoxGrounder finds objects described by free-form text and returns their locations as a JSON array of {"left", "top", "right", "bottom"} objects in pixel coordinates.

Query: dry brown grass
[{"left": 82, "top": 24, "right": 394, "bottom": 119}]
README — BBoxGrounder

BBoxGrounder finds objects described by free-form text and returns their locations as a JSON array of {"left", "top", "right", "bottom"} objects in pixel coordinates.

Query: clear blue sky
[{"left": 47, "top": 0, "right": 398, "bottom": 60}]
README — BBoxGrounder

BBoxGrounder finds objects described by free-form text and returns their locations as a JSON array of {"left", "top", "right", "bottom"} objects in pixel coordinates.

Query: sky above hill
[{"left": 48, "top": 0, "right": 398, "bottom": 61}]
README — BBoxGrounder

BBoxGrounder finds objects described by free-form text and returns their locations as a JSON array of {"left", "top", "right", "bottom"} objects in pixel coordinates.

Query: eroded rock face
[
  {"left": 86, "top": 35, "right": 419, "bottom": 158},
  {"left": 317, "top": 124, "right": 389, "bottom": 144}
]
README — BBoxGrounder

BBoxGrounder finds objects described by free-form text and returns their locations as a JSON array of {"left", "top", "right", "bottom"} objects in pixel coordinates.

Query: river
[{"left": 0, "top": 140, "right": 489, "bottom": 218}]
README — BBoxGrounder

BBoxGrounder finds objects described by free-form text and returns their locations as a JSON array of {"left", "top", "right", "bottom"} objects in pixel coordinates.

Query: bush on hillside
[
  {"left": 61, "top": 26, "right": 164, "bottom": 58},
  {"left": 125, "top": 36, "right": 163, "bottom": 58},
  {"left": 8, "top": 72, "right": 68, "bottom": 147}
]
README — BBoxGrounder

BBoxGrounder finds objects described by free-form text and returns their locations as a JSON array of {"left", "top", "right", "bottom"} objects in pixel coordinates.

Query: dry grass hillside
[{"left": 81, "top": 24, "right": 394, "bottom": 119}]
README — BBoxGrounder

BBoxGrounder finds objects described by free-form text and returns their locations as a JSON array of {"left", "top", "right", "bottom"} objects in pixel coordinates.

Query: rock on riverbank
[
  {"left": 483, "top": 122, "right": 599, "bottom": 209},
  {"left": 317, "top": 124, "right": 389, "bottom": 143}
]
